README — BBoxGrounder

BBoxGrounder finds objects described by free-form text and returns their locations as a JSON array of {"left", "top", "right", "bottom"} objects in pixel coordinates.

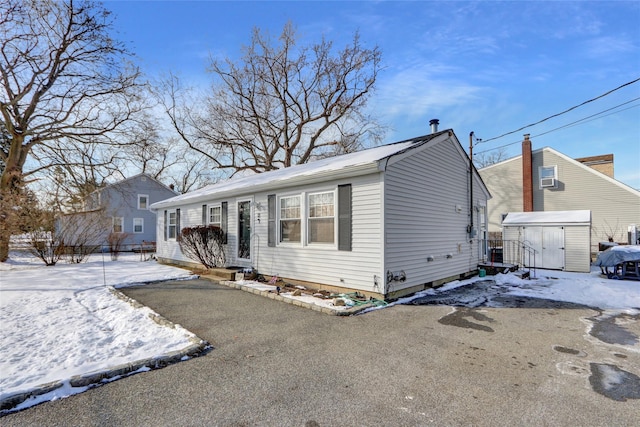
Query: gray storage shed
[{"left": 502, "top": 210, "right": 592, "bottom": 273}]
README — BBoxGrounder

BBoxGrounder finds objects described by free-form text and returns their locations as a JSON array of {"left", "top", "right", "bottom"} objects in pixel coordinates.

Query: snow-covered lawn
[
  {"left": 0, "top": 251, "right": 198, "bottom": 414},
  {"left": 1, "top": 250, "right": 640, "bottom": 414}
]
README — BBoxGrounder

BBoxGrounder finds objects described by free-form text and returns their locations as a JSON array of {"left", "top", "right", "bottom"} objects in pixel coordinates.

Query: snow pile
[{"left": 0, "top": 252, "right": 197, "bottom": 412}]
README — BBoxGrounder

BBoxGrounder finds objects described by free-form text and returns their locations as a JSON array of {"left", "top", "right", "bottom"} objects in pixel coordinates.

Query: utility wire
[
  {"left": 478, "top": 77, "right": 640, "bottom": 144},
  {"left": 474, "top": 98, "right": 640, "bottom": 155}
]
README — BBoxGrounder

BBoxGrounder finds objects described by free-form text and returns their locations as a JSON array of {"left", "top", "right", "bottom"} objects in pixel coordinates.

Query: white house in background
[
  {"left": 479, "top": 135, "right": 640, "bottom": 256},
  {"left": 502, "top": 210, "right": 592, "bottom": 273},
  {"left": 151, "top": 128, "right": 491, "bottom": 299}
]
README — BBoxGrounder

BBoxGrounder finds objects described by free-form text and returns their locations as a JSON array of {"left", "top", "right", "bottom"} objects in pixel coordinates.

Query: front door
[{"left": 237, "top": 200, "right": 251, "bottom": 260}]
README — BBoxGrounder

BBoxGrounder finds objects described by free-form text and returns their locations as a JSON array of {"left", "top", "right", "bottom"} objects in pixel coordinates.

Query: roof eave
[{"left": 150, "top": 163, "right": 380, "bottom": 210}]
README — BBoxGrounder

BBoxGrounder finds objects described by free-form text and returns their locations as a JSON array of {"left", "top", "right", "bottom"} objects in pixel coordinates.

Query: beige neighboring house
[{"left": 479, "top": 135, "right": 640, "bottom": 257}]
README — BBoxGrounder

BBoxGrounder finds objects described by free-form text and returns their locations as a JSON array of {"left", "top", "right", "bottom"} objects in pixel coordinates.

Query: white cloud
[{"left": 372, "top": 65, "right": 485, "bottom": 120}]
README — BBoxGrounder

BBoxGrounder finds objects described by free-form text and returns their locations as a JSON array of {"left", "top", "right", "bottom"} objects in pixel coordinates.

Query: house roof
[
  {"left": 89, "top": 173, "right": 179, "bottom": 197},
  {"left": 503, "top": 210, "right": 591, "bottom": 225},
  {"left": 480, "top": 146, "right": 640, "bottom": 196},
  {"left": 151, "top": 130, "right": 455, "bottom": 209}
]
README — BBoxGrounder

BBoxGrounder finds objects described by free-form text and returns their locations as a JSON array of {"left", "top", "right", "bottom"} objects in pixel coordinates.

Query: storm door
[{"left": 237, "top": 200, "right": 251, "bottom": 260}]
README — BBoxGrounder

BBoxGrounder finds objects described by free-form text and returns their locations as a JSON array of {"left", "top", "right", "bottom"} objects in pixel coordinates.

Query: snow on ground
[
  {"left": 1, "top": 250, "right": 640, "bottom": 414},
  {"left": 361, "top": 266, "right": 640, "bottom": 314},
  {"left": 0, "top": 251, "right": 197, "bottom": 413}
]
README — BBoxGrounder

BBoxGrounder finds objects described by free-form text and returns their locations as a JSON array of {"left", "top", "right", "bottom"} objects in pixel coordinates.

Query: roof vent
[{"left": 429, "top": 119, "right": 439, "bottom": 134}]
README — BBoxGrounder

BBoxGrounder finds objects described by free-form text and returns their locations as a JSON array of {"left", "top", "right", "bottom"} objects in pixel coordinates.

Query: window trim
[
  {"left": 278, "top": 194, "right": 302, "bottom": 244},
  {"left": 539, "top": 165, "right": 558, "bottom": 189},
  {"left": 112, "top": 216, "right": 124, "bottom": 233},
  {"left": 306, "top": 190, "right": 336, "bottom": 246},
  {"left": 167, "top": 210, "right": 177, "bottom": 240},
  {"left": 138, "top": 194, "right": 149, "bottom": 210},
  {"left": 208, "top": 204, "right": 222, "bottom": 228},
  {"left": 133, "top": 217, "right": 144, "bottom": 234}
]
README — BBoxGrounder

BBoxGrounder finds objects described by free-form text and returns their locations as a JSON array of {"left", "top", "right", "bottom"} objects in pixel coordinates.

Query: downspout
[{"left": 468, "top": 132, "right": 476, "bottom": 238}]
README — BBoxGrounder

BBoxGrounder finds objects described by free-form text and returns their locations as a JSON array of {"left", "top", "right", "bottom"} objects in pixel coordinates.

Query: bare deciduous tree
[
  {"left": 160, "top": 22, "right": 385, "bottom": 177},
  {"left": 56, "top": 209, "right": 110, "bottom": 263},
  {"left": 0, "top": 0, "right": 143, "bottom": 261},
  {"left": 474, "top": 147, "right": 509, "bottom": 169}
]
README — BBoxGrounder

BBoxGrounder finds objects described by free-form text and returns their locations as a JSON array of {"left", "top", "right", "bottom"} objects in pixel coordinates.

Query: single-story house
[
  {"left": 502, "top": 210, "right": 592, "bottom": 272},
  {"left": 151, "top": 127, "right": 491, "bottom": 299}
]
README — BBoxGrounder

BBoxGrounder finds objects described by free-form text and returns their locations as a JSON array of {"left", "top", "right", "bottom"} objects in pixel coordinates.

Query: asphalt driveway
[{"left": 3, "top": 278, "right": 639, "bottom": 426}]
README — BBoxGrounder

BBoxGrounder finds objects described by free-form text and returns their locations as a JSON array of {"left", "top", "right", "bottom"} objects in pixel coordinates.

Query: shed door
[
  {"left": 541, "top": 227, "right": 565, "bottom": 270},
  {"left": 523, "top": 226, "right": 564, "bottom": 270}
]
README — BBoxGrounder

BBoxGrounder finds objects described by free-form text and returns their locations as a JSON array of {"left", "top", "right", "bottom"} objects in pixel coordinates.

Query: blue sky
[{"left": 106, "top": 0, "right": 640, "bottom": 189}]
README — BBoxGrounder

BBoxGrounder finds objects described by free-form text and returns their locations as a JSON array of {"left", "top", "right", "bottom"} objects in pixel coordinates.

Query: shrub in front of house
[{"left": 179, "top": 225, "right": 226, "bottom": 269}]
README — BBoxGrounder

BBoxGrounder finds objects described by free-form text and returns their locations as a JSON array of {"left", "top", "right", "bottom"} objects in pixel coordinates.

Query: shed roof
[
  {"left": 151, "top": 130, "right": 452, "bottom": 209},
  {"left": 503, "top": 210, "right": 591, "bottom": 225}
]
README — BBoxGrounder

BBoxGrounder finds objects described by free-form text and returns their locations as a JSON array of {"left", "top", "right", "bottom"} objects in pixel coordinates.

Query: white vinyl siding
[
  {"left": 384, "top": 138, "right": 484, "bottom": 292},
  {"left": 564, "top": 226, "right": 591, "bottom": 273},
  {"left": 252, "top": 176, "right": 384, "bottom": 294}
]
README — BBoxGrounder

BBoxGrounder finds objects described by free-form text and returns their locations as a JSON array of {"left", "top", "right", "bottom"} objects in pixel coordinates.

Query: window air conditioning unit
[{"left": 540, "top": 178, "right": 555, "bottom": 188}]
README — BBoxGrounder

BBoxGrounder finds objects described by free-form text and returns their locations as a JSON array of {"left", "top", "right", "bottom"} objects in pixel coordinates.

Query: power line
[
  {"left": 474, "top": 98, "right": 640, "bottom": 155},
  {"left": 478, "top": 77, "right": 640, "bottom": 144}
]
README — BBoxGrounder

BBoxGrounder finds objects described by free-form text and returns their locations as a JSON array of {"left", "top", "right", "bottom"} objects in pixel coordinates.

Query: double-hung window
[
  {"left": 138, "top": 194, "right": 149, "bottom": 210},
  {"left": 280, "top": 196, "right": 301, "bottom": 242},
  {"left": 307, "top": 191, "right": 335, "bottom": 244},
  {"left": 113, "top": 217, "right": 124, "bottom": 233},
  {"left": 133, "top": 218, "right": 143, "bottom": 233},
  {"left": 209, "top": 206, "right": 222, "bottom": 227},
  {"left": 168, "top": 211, "right": 177, "bottom": 239}
]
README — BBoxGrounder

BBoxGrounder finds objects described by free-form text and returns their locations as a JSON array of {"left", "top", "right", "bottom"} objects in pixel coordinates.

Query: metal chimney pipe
[{"left": 429, "top": 119, "right": 439, "bottom": 134}]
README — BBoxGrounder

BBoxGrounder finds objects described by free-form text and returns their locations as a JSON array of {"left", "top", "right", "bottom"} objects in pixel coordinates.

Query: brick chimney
[{"left": 522, "top": 134, "right": 533, "bottom": 212}]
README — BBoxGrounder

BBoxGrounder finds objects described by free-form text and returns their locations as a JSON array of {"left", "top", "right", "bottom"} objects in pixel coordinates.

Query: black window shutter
[
  {"left": 202, "top": 205, "right": 207, "bottom": 224},
  {"left": 163, "top": 210, "right": 167, "bottom": 241},
  {"left": 267, "top": 194, "right": 276, "bottom": 247},
  {"left": 338, "top": 184, "right": 352, "bottom": 251},
  {"left": 176, "top": 208, "right": 181, "bottom": 241},
  {"left": 221, "top": 201, "right": 228, "bottom": 244}
]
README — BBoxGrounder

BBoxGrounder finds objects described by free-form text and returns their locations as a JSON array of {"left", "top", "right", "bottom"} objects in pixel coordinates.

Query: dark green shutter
[
  {"left": 221, "top": 202, "right": 228, "bottom": 244},
  {"left": 202, "top": 205, "right": 207, "bottom": 224},
  {"left": 268, "top": 194, "right": 276, "bottom": 247},
  {"left": 176, "top": 208, "right": 181, "bottom": 241},
  {"left": 338, "top": 184, "right": 352, "bottom": 251},
  {"left": 163, "top": 210, "right": 167, "bottom": 241}
]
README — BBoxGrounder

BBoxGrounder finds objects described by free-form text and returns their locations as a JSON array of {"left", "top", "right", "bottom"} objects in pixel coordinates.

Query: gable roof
[
  {"left": 91, "top": 173, "right": 179, "bottom": 197},
  {"left": 480, "top": 146, "right": 640, "bottom": 196},
  {"left": 151, "top": 130, "right": 455, "bottom": 209}
]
